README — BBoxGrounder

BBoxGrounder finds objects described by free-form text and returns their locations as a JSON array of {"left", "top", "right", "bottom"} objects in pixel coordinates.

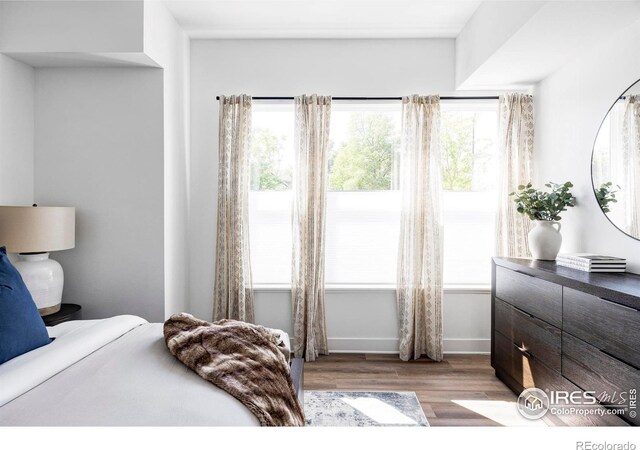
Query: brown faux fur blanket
[{"left": 163, "top": 313, "right": 305, "bottom": 426}]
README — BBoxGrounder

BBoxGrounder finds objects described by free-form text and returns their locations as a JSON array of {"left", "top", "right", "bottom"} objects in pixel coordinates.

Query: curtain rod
[{"left": 215, "top": 96, "right": 499, "bottom": 101}]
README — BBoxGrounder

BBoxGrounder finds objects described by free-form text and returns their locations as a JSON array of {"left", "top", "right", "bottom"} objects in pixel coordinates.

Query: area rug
[{"left": 304, "top": 391, "right": 429, "bottom": 427}]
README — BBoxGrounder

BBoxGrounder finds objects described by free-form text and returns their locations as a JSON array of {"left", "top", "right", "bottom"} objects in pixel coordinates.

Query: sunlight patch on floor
[
  {"left": 341, "top": 398, "right": 418, "bottom": 425},
  {"left": 452, "top": 400, "right": 548, "bottom": 427}
]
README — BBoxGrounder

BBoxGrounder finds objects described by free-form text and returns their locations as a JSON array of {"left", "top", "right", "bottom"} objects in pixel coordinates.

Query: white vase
[{"left": 528, "top": 220, "right": 562, "bottom": 260}]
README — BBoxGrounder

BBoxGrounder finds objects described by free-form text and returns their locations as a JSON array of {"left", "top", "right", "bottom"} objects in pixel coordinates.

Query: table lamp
[{"left": 0, "top": 205, "right": 75, "bottom": 315}]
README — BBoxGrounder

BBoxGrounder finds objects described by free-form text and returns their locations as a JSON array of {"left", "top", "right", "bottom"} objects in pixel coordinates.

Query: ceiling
[{"left": 163, "top": 0, "right": 483, "bottom": 39}]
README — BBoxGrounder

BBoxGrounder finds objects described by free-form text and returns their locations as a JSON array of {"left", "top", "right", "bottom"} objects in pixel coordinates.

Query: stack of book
[{"left": 556, "top": 253, "right": 626, "bottom": 272}]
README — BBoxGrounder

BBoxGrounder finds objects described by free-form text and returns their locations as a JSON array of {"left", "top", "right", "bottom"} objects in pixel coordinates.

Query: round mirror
[{"left": 592, "top": 79, "right": 640, "bottom": 240}]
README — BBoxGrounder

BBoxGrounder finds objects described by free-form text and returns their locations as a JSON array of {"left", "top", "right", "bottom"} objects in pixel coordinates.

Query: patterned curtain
[
  {"left": 495, "top": 93, "right": 535, "bottom": 258},
  {"left": 213, "top": 95, "right": 254, "bottom": 322},
  {"left": 622, "top": 95, "right": 640, "bottom": 237},
  {"left": 396, "top": 95, "right": 443, "bottom": 362},
  {"left": 291, "top": 95, "right": 331, "bottom": 362}
]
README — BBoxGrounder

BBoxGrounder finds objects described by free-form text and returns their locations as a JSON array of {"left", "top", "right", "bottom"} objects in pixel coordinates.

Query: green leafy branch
[
  {"left": 510, "top": 181, "right": 576, "bottom": 221},
  {"left": 595, "top": 182, "right": 619, "bottom": 213}
]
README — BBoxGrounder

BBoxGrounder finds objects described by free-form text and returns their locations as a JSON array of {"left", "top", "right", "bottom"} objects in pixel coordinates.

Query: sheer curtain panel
[
  {"left": 622, "top": 95, "right": 640, "bottom": 237},
  {"left": 291, "top": 95, "right": 331, "bottom": 362},
  {"left": 396, "top": 95, "right": 443, "bottom": 362},
  {"left": 213, "top": 95, "right": 255, "bottom": 322},
  {"left": 495, "top": 93, "right": 535, "bottom": 258}
]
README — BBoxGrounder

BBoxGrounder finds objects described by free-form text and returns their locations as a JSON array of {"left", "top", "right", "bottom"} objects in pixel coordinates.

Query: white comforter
[{"left": 0, "top": 315, "right": 279, "bottom": 426}]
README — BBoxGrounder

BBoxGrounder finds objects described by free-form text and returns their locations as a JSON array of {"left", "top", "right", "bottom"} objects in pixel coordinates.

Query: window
[
  {"left": 326, "top": 103, "right": 402, "bottom": 285},
  {"left": 249, "top": 103, "right": 294, "bottom": 284},
  {"left": 248, "top": 100, "right": 498, "bottom": 287},
  {"left": 441, "top": 102, "right": 499, "bottom": 285}
]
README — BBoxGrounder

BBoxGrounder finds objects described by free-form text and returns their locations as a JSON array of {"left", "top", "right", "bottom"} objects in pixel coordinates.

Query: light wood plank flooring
[{"left": 303, "top": 353, "right": 519, "bottom": 426}]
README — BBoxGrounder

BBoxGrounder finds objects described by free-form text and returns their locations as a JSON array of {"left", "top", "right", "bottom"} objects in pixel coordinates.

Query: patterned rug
[{"left": 304, "top": 391, "right": 429, "bottom": 427}]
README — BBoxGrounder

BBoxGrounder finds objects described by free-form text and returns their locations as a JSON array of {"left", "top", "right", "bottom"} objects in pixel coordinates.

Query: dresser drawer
[
  {"left": 494, "top": 298, "right": 561, "bottom": 371},
  {"left": 495, "top": 266, "right": 562, "bottom": 327},
  {"left": 493, "top": 331, "right": 565, "bottom": 392},
  {"left": 563, "top": 287, "right": 640, "bottom": 369},
  {"left": 494, "top": 331, "right": 628, "bottom": 426},
  {"left": 562, "top": 332, "right": 640, "bottom": 425}
]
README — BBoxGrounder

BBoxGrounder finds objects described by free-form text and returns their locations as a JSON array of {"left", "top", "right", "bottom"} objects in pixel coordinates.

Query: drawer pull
[
  {"left": 513, "top": 306, "right": 535, "bottom": 319},
  {"left": 600, "top": 348, "right": 640, "bottom": 371},
  {"left": 600, "top": 297, "right": 640, "bottom": 313},
  {"left": 514, "top": 342, "right": 533, "bottom": 359},
  {"left": 515, "top": 270, "right": 535, "bottom": 278}
]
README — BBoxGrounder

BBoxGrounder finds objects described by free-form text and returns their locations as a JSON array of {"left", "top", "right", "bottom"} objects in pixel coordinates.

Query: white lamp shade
[{"left": 0, "top": 206, "right": 75, "bottom": 253}]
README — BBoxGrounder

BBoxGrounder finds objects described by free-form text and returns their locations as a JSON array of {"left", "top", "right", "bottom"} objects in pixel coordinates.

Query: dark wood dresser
[{"left": 492, "top": 257, "right": 640, "bottom": 426}]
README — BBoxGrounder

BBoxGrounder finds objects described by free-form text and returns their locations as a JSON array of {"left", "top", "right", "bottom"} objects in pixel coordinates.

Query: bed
[{"left": 0, "top": 315, "right": 300, "bottom": 426}]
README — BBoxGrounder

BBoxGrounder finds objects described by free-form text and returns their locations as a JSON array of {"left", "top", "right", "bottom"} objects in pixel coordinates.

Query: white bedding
[{"left": 0, "top": 316, "right": 291, "bottom": 426}]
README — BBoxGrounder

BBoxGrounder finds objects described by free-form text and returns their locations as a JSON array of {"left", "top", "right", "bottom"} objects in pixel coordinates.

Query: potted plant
[{"left": 510, "top": 182, "right": 576, "bottom": 260}]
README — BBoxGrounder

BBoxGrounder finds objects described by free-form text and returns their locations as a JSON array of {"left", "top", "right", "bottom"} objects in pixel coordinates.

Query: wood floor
[{"left": 303, "top": 353, "right": 519, "bottom": 426}]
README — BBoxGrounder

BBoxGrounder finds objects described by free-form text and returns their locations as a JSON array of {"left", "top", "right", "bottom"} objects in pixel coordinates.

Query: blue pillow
[{"left": 0, "top": 246, "right": 51, "bottom": 364}]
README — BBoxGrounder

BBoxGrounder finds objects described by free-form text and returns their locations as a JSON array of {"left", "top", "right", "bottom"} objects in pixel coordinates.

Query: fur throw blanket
[{"left": 164, "top": 313, "right": 305, "bottom": 426}]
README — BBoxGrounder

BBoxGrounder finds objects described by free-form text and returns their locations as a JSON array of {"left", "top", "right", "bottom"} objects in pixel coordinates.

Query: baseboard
[
  {"left": 326, "top": 337, "right": 490, "bottom": 354},
  {"left": 443, "top": 338, "right": 491, "bottom": 354},
  {"left": 327, "top": 337, "right": 398, "bottom": 353}
]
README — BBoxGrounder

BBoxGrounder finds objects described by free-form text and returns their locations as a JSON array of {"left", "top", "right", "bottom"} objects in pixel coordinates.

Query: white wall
[
  {"left": 0, "top": 55, "right": 34, "bottom": 205},
  {"left": 34, "top": 68, "right": 165, "bottom": 321},
  {"left": 535, "top": 18, "right": 640, "bottom": 274},
  {"left": 455, "top": 1, "right": 543, "bottom": 88},
  {"left": 143, "top": 1, "right": 191, "bottom": 318},
  {"left": 456, "top": 2, "right": 640, "bottom": 90},
  {"left": 0, "top": 1, "right": 190, "bottom": 322},
  {"left": 190, "top": 39, "right": 490, "bottom": 353},
  {"left": 0, "top": 1, "right": 143, "bottom": 53},
  {"left": 255, "top": 289, "right": 490, "bottom": 354}
]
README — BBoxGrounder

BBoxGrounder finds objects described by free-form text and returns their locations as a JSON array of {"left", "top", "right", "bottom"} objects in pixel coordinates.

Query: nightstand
[{"left": 43, "top": 303, "right": 82, "bottom": 326}]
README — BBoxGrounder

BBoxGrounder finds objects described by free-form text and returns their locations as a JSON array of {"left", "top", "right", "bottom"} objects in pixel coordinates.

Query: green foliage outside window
[
  {"left": 441, "top": 113, "right": 474, "bottom": 191},
  {"left": 250, "top": 111, "right": 492, "bottom": 192},
  {"left": 250, "top": 128, "right": 291, "bottom": 191},
  {"left": 328, "top": 114, "right": 398, "bottom": 191}
]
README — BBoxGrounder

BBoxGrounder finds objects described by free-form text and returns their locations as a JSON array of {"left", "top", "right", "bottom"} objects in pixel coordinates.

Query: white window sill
[{"left": 253, "top": 284, "right": 491, "bottom": 294}]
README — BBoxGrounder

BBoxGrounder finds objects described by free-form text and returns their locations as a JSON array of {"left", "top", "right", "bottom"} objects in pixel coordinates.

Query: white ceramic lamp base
[{"left": 14, "top": 253, "right": 64, "bottom": 316}]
